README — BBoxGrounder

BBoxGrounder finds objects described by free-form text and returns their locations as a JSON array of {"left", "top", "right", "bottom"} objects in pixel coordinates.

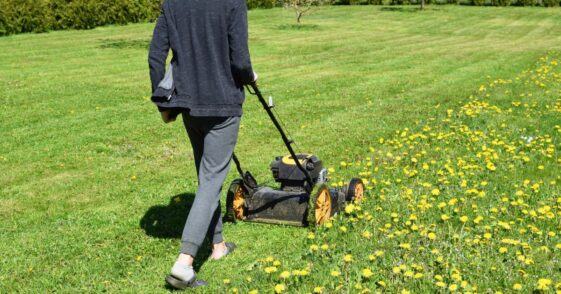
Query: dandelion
[
  {"left": 331, "top": 270, "right": 341, "bottom": 277},
  {"left": 274, "top": 284, "right": 286, "bottom": 293},
  {"left": 343, "top": 254, "right": 353, "bottom": 262},
  {"left": 223, "top": 279, "right": 231, "bottom": 284},
  {"left": 428, "top": 232, "right": 436, "bottom": 240},
  {"left": 537, "top": 278, "right": 552, "bottom": 290},
  {"left": 313, "top": 287, "right": 323, "bottom": 293},
  {"left": 513, "top": 283, "right": 523, "bottom": 290},
  {"left": 265, "top": 266, "right": 278, "bottom": 273},
  {"left": 279, "top": 271, "right": 290, "bottom": 279},
  {"left": 362, "top": 268, "right": 374, "bottom": 278},
  {"left": 362, "top": 231, "right": 372, "bottom": 239},
  {"left": 399, "top": 243, "right": 411, "bottom": 250},
  {"left": 499, "top": 247, "right": 508, "bottom": 253}
]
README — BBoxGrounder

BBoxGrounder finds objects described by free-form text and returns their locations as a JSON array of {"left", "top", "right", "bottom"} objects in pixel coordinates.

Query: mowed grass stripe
[{"left": 1, "top": 5, "right": 561, "bottom": 292}]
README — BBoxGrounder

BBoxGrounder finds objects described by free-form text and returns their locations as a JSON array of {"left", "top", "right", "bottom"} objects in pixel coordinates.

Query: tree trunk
[{"left": 421, "top": 0, "right": 425, "bottom": 10}]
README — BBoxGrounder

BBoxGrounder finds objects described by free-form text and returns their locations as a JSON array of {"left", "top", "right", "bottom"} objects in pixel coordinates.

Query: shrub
[
  {"left": 493, "top": 0, "right": 511, "bottom": 6},
  {"left": 0, "top": 0, "right": 161, "bottom": 36},
  {"left": 542, "top": 0, "right": 559, "bottom": 6},
  {"left": 473, "top": 0, "right": 486, "bottom": 5},
  {"left": 247, "top": 0, "right": 279, "bottom": 9}
]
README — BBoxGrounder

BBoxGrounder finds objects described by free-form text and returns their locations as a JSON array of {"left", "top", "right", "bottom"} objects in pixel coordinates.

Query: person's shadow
[{"left": 140, "top": 193, "right": 213, "bottom": 272}]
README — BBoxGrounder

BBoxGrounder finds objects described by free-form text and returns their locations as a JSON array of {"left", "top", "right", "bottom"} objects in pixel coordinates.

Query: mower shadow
[{"left": 140, "top": 193, "right": 213, "bottom": 272}]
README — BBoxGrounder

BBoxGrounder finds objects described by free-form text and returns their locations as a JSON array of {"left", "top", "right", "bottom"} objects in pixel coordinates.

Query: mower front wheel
[
  {"left": 346, "top": 178, "right": 365, "bottom": 203},
  {"left": 225, "top": 179, "right": 247, "bottom": 222}
]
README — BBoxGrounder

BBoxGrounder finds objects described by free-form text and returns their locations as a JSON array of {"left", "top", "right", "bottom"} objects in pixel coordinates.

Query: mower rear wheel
[
  {"left": 346, "top": 178, "right": 365, "bottom": 203},
  {"left": 225, "top": 179, "right": 247, "bottom": 222},
  {"left": 314, "top": 184, "right": 333, "bottom": 225}
]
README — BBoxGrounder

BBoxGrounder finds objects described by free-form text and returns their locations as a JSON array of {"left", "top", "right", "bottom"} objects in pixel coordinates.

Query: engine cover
[{"left": 270, "top": 154, "right": 323, "bottom": 191}]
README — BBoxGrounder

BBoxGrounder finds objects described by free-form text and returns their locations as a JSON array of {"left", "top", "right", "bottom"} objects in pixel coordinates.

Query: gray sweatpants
[{"left": 180, "top": 112, "right": 240, "bottom": 257}]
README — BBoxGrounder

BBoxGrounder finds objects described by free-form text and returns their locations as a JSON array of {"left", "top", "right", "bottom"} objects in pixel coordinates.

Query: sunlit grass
[{"left": 1, "top": 5, "right": 560, "bottom": 293}]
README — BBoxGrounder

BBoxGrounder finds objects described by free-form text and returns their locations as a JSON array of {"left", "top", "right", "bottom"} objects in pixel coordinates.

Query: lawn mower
[{"left": 224, "top": 83, "right": 365, "bottom": 227}]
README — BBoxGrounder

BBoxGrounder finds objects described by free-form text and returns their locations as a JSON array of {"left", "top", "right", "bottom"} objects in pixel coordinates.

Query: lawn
[{"left": 1, "top": 5, "right": 561, "bottom": 293}]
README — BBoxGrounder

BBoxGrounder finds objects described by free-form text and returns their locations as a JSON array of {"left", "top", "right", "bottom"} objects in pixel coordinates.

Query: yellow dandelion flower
[
  {"left": 274, "top": 284, "right": 286, "bottom": 293},
  {"left": 399, "top": 243, "right": 411, "bottom": 250},
  {"left": 362, "top": 268, "right": 374, "bottom": 278},
  {"left": 223, "top": 279, "right": 231, "bottom": 284},
  {"left": 330, "top": 270, "right": 341, "bottom": 277},
  {"left": 513, "top": 283, "right": 522, "bottom": 290},
  {"left": 279, "top": 271, "right": 290, "bottom": 279},
  {"left": 313, "top": 287, "right": 323, "bottom": 293},
  {"left": 441, "top": 214, "right": 450, "bottom": 221},
  {"left": 273, "top": 260, "right": 281, "bottom": 266},
  {"left": 310, "top": 244, "right": 319, "bottom": 251},
  {"left": 362, "top": 231, "right": 372, "bottom": 239},
  {"left": 249, "top": 290, "right": 258, "bottom": 294},
  {"left": 432, "top": 188, "right": 441, "bottom": 196},
  {"left": 449, "top": 284, "right": 458, "bottom": 291},
  {"left": 428, "top": 232, "right": 437, "bottom": 240},
  {"left": 499, "top": 247, "right": 508, "bottom": 253},
  {"left": 343, "top": 254, "right": 353, "bottom": 263},
  {"left": 265, "top": 266, "right": 278, "bottom": 273},
  {"left": 460, "top": 215, "right": 469, "bottom": 223}
]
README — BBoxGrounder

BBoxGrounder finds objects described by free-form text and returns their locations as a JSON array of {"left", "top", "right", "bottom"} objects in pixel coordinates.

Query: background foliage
[
  {"left": 1, "top": 0, "right": 560, "bottom": 36},
  {"left": 0, "top": 0, "right": 162, "bottom": 36}
]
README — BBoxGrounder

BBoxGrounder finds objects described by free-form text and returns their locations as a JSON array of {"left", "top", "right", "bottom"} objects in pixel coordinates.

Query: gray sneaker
[{"left": 165, "top": 263, "right": 207, "bottom": 289}]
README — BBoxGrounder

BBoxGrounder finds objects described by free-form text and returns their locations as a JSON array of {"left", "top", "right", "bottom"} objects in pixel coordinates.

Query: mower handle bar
[{"left": 246, "top": 82, "right": 315, "bottom": 190}]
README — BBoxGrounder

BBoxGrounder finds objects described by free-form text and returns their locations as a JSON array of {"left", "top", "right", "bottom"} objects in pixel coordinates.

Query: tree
[{"left": 283, "top": 0, "right": 330, "bottom": 24}]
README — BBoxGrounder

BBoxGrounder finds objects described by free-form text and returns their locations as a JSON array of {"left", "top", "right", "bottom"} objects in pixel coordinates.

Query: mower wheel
[
  {"left": 313, "top": 184, "right": 334, "bottom": 226},
  {"left": 346, "top": 178, "right": 365, "bottom": 203},
  {"left": 225, "top": 179, "right": 247, "bottom": 222}
]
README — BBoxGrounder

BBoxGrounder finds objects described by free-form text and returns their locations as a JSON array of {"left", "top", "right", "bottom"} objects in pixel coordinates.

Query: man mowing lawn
[{"left": 148, "top": 0, "right": 257, "bottom": 289}]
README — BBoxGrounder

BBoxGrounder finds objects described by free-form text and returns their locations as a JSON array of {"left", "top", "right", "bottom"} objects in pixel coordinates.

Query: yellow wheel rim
[
  {"left": 314, "top": 187, "right": 332, "bottom": 225},
  {"left": 232, "top": 186, "right": 245, "bottom": 220},
  {"left": 354, "top": 183, "right": 364, "bottom": 202}
]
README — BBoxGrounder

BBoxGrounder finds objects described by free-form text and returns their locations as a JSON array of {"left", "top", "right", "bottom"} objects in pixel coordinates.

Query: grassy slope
[{"left": 1, "top": 5, "right": 560, "bottom": 293}]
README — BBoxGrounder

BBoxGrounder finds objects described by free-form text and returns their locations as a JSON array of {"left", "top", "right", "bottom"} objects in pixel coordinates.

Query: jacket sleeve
[
  {"left": 148, "top": 1, "right": 170, "bottom": 93},
  {"left": 228, "top": 0, "right": 255, "bottom": 85}
]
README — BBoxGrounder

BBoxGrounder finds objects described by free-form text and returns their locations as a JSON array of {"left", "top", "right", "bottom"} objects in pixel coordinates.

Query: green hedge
[
  {"left": 1, "top": 0, "right": 560, "bottom": 36},
  {"left": 0, "top": 0, "right": 161, "bottom": 36}
]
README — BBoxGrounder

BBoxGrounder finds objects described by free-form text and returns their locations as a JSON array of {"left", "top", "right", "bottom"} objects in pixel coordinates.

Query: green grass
[{"left": 1, "top": 5, "right": 561, "bottom": 293}]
